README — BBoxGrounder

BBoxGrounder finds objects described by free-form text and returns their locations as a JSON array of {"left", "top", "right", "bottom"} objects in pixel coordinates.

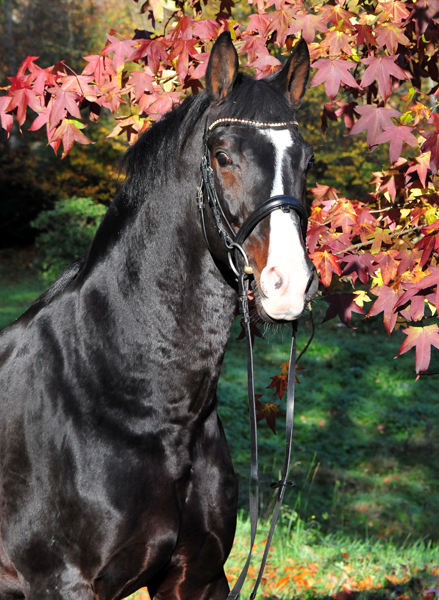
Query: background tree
[{"left": 1, "top": 0, "right": 439, "bottom": 377}]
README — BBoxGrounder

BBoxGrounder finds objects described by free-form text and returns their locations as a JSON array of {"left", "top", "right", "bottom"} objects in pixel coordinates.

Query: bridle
[
  {"left": 197, "top": 117, "right": 309, "bottom": 278},
  {"left": 197, "top": 117, "right": 308, "bottom": 600}
]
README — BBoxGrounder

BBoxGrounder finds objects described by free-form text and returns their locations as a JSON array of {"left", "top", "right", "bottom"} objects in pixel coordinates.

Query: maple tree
[{"left": 1, "top": 0, "right": 439, "bottom": 381}]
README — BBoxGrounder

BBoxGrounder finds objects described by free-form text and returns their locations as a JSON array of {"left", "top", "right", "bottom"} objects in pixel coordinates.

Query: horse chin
[{"left": 254, "top": 295, "right": 304, "bottom": 324}]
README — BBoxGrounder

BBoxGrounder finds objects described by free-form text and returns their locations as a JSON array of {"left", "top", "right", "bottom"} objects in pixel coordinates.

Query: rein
[{"left": 197, "top": 118, "right": 306, "bottom": 600}]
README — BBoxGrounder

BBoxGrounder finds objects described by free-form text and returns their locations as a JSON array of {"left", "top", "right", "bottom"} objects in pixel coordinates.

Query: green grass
[
  {"left": 0, "top": 248, "right": 46, "bottom": 329},
  {"left": 217, "top": 304, "right": 439, "bottom": 543},
  {"left": 224, "top": 512, "right": 439, "bottom": 599}
]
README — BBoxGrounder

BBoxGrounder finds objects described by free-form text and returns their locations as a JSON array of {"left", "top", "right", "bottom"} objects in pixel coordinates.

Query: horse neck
[{"left": 79, "top": 124, "right": 237, "bottom": 377}]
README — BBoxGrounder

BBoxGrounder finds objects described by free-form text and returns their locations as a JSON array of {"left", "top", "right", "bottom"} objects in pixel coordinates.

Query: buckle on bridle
[{"left": 227, "top": 242, "right": 253, "bottom": 277}]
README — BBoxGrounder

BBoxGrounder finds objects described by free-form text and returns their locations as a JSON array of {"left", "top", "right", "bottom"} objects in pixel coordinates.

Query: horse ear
[
  {"left": 205, "top": 31, "right": 239, "bottom": 102},
  {"left": 271, "top": 39, "right": 310, "bottom": 108}
]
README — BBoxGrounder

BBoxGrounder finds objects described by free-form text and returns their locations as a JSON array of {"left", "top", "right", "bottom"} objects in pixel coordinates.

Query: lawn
[{"left": 1, "top": 252, "right": 438, "bottom": 598}]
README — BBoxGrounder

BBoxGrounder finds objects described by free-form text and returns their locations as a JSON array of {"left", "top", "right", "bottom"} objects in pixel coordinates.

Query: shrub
[{"left": 31, "top": 196, "right": 106, "bottom": 282}]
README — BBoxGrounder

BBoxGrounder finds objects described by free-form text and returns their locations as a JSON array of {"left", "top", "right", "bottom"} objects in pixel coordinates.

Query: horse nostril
[{"left": 260, "top": 266, "right": 288, "bottom": 298}]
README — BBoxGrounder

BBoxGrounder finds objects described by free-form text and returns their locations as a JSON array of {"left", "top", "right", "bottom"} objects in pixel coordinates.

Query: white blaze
[{"left": 258, "top": 129, "right": 309, "bottom": 320}]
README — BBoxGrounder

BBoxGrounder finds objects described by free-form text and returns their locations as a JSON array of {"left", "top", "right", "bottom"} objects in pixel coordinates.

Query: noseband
[{"left": 197, "top": 117, "right": 307, "bottom": 600}]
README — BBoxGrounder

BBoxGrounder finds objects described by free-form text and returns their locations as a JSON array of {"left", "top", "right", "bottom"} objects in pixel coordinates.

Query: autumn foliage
[{"left": 2, "top": 0, "right": 439, "bottom": 375}]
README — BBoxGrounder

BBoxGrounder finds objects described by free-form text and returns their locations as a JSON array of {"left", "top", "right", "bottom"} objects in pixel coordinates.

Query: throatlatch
[{"left": 197, "top": 117, "right": 306, "bottom": 600}]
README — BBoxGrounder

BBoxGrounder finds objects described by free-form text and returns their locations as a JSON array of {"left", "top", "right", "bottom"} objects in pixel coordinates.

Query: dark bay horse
[{"left": 0, "top": 33, "right": 318, "bottom": 600}]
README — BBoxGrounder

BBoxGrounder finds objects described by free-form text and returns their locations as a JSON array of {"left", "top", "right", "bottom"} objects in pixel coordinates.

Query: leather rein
[{"left": 197, "top": 117, "right": 307, "bottom": 600}]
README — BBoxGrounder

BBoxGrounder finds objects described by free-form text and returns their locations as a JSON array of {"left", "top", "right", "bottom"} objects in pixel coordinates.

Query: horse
[{"left": 0, "top": 32, "right": 318, "bottom": 600}]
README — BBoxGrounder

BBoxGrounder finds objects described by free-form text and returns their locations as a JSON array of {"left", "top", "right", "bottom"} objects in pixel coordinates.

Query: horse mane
[
  {"left": 27, "top": 73, "right": 295, "bottom": 313},
  {"left": 27, "top": 93, "right": 211, "bottom": 312}
]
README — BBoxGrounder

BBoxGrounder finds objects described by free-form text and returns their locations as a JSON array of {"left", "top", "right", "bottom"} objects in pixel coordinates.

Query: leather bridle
[
  {"left": 197, "top": 117, "right": 307, "bottom": 600},
  {"left": 197, "top": 118, "right": 308, "bottom": 278}
]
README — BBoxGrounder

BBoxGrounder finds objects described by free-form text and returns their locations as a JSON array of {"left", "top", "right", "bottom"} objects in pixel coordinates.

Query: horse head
[{"left": 200, "top": 32, "right": 319, "bottom": 322}]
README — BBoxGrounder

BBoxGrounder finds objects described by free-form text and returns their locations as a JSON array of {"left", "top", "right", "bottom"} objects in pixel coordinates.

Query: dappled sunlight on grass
[{"left": 218, "top": 301, "right": 439, "bottom": 541}]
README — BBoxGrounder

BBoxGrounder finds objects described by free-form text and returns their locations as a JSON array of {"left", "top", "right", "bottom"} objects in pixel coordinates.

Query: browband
[{"left": 208, "top": 117, "right": 299, "bottom": 131}]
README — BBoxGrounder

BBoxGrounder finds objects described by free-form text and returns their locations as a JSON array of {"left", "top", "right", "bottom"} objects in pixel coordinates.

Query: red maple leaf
[
  {"left": 322, "top": 293, "right": 364, "bottom": 325},
  {"left": 50, "top": 118, "right": 93, "bottom": 158},
  {"left": 396, "top": 266, "right": 439, "bottom": 311},
  {"left": 396, "top": 248, "right": 419, "bottom": 276},
  {"left": 414, "top": 221, "right": 439, "bottom": 268},
  {"left": 58, "top": 73, "right": 96, "bottom": 96},
  {"left": 167, "top": 15, "right": 194, "bottom": 41},
  {"left": 355, "top": 23, "right": 376, "bottom": 47},
  {"left": 47, "top": 87, "right": 81, "bottom": 129},
  {"left": 375, "top": 250, "right": 399, "bottom": 285},
  {"left": 0, "top": 96, "right": 14, "bottom": 131},
  {"left": 331, "top": 201, "right": 357, "bottom": 234},
  {"left": 247, "top": 51, "right": 282, "bottom": 78},
  {"left": 32, "top": 66, "right": 58, "bottom": 96},
  {"left": 266, "top": 5, "right": 297, "bottom": 47},
  {"left": 360, "top": 55, "right": 410, "bottom": 101},
  {"left": 369, "top": 228, "right": 393, "bottom": 253},
  {"left": 288, "top": 13, "right": 327, "bottom": 44},
  {"left": 129, "top": 70, "right": 154, "bottom": 103},
  {"left": 406, "top": 152, "right": 431, "bottom": 187},
  {"left": 375, "top": 124, "right": 418, "bottom": 164},
  {"left": 5, "top": 85, "right": 41, "bottom": 126},
  {"left": 341, "top": 253, "right": 375, "bottom": 284},
  {"left": 190, "top": 52, "right": 211, "bottom": 80},
  {"left": 310, "top": 59, "right": 360, "bottom": 99},
  {"left": 409, "top": 296, "right": 426, "bottom": 321},
  {"left": 98, "top": 79, "right": 124, "bottom": 113},
  {"left": 255, "top": 397, "right": 281, "bottom": 434},
  {"left": 239, "top": 36, "right": 267, "bottom": 64},
  {"left": 245, "top": 13, "right": 271, "bottom": 37},
  {"left": 82, "top": 55, "right": 115, "bottom": 85},
  {"left": 129, "top": 39, "right": 169, "bottom": 74},
  {"left": 309, "top": 182, "right": 340, "bottom": 202},
  {"left": 191, "top": 19, "right": 218, "bottom": 42},
  {"left": 310, "top": 250, "right": 342, "bottom": 288},
  {"left": 103, "top": 35, "right": 136, "bottom": 71},
  {"left": 368, "top": 285, "right": 400, "bottom": 334},
  {"left": 15, "top": 55, "right": 41, "bottom": 78},
  {"left": 334, "top": 101, "right": 357, "bottom": 130},
  {"left": 350, "top": 105, "right": 401, "bottom": 147},
  {"left": 396, "top": 324, "right": 439, "bottom": 376},
  {"left": 307, "top": 224, "right": 329, "bottom": 253},
  {"left": 320, "top": 4, "right": 356, "bottom": 29},
  {"left": 236, "top": 318, "right": 264, "bottom": 347},
  {"left": 375, "top": 23, "right": 410, "bottom": 53},
  {"left": 321, "top": 28, "right": 354, "bottom": 56},
  {"left": 169, "top": 38, "right": 199, "bottom": 83},
  {"left": 267, "top": 375, "right": 288, "bottom": 400}
]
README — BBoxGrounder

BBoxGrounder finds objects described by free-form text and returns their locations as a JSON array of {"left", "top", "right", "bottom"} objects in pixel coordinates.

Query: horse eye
[
  {"left": 216, "top": 152, "right": 231, "bottom": 167},
  {"left": 306, "top": 156, "right": 314, "bottom": 172}
]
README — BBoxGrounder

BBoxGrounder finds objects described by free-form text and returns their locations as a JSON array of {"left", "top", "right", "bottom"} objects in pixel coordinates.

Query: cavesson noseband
[{"left": 197, "top": 117, "right": 307, "bottom": 600}]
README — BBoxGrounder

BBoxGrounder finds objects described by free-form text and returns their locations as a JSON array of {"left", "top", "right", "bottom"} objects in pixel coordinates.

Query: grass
[
  {"left": 128, "top": 512, "right": 439, "bottom": 599},
  {"left": 217, "top": 304, "right": 439, "bottom": 544},
  {"left": 0, "top": 248, "right": 46, "bottom": 329},
  {"left": 1, "top": 252, "right": 439, "bottom": 598}
]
